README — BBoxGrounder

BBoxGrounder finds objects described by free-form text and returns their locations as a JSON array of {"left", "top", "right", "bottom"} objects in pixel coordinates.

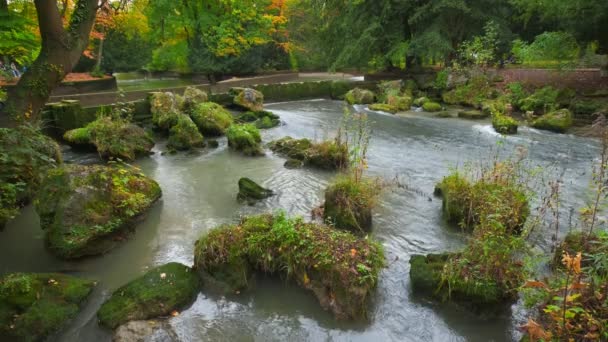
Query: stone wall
[{"left": 494, "top": 68, "right": 608, "bottom": 91}]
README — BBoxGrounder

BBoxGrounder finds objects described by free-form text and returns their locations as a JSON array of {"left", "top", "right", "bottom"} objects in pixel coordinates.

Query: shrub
[
  {"left": 442, "top": 76, "right": 495, "bottom": 108},
  {"left": 190, "top": 102, "right": 234, "bottom": 136},
  {"left": 193, "top": 213, "right": 385, "bottom": 319},
  {"left": 226, "top": 124, "right": 263, "bottom": 156}
]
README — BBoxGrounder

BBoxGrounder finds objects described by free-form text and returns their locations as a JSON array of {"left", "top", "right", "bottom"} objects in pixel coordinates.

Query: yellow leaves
[
  {"left": 520, "top": 318, "right": 552, "bottom": 341},
  {"left": 561, "top": 252, "right": 582, "bottom": 274},
  {"left": 170, "top": 310, "right": 179, "bottom": 317},
  {"left": 350, "top": 249, "right": 357, "bottom": 258},
  {"left": 302, "top": 272, "right": 309, "bottom": 285},
  {"left": 523, "top": 280, "right": 549, "bottom": 289}
]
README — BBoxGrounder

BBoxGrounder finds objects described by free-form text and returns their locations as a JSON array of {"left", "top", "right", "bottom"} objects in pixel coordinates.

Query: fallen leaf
[{"left": 171, "top": 310, "right": 179, "bottom": 317}]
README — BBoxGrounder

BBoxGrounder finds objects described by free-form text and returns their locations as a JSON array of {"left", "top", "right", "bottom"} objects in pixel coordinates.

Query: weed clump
[
  {"left": 269, "top": 136, "right": 348, "bottom": 170},
  {"left": 193, "top": 213, "right": 385, "bottom": 320},
  {"left": 226, "top": 124, "right": 264, "bottom": 156}
]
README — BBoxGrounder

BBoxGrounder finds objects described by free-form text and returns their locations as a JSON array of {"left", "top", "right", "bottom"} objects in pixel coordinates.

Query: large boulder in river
[
  {"left": 268, "top": 136, "right": 349, "bottom": 170},
  {"left": 35, "top": 164, "right": 162, "bottom": 259},
  {"left": 98, "top": 263, "right": 199, "bottom": 329},
  {"left": 532, "top": 108, "right": 573, "bottom": 133},
  {"left": 190, "top": 102, "right": 234, "bottom": 136},
  {"left": 181, "top": 86, "right": 208, "bottom": 114},
  {"left": 226, "top": 124, "right": 264, "bottom": 156},
  {"left": 0, "top": 272, "right": 95, "bottom": 341},
  {"left": 0, "top": 126, "right": 61, "bottom": 228},
  {"left": 237, "top": 177, "right": 274, "bottom": 204},
  {"left": 63, "top": 116, "right": 154, "bottom": 161},
  {"left": 149, "top": 92, "right": 181, "bottom": 130},
  {"left": 231, "top": 87, "right": 264, "bottom": 112},
  {"left": 167, "top": 115, "right": 205, "bottom": 151},
  {"left": 345, "top": 88, "right": 375, "bottom": 105}
]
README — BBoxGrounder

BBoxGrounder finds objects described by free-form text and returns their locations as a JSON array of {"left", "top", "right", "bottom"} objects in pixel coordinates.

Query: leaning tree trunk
[{"left": 1, "top": 0, "right": 99, "bottom": 126}]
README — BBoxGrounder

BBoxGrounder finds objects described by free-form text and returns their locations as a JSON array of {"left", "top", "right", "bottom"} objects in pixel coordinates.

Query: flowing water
[{"left": 0, "top": 100, "right": 600, "bottom": 341}]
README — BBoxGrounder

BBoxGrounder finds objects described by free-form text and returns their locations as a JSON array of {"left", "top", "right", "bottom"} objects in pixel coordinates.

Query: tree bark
[
  {"left": 0, "top": 0, "right": 8, "bottom": 12},
  {"left": 1, "top": 0, "right": 100, "bottom": 126}
]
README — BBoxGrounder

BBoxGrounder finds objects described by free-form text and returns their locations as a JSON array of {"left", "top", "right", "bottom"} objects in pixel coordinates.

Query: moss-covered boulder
[
  {"left": 237, "top": 178, "right": 274, "bottom": 204},
  {"left": 409, "top": 253, "right": 506, "bottom": 306},
  {"left": 237, "top": 110, "right": 281, "bottom": 129},
  {"left": 387, "top": 95, "right": 413, "bottom": 110},
  {"left": 345, "top": 88, "right": 375, "bottom": 105},
  {"left": 413, "top": 97, "right": 429, "bottom": 107},
  {"left": 63, "top": 116, "right": 154, "bottom": 161},
  {"left": 435, "top": 173, "right": 529, "bottom": 234},
  {"left": 226, "top": 124, "right": 263, "bottom": 156},
  {"left": 167, "top": 115, "right": 204, "bottom": 151},
  {"left": 232, "top": 87, "right": 264, "bottom": 112},
  {"left": 97, "top": 263, "right": 199, "bottom": 329},
  {"left": 149, "top": 92, "right": 180, "bottom": 130},
  {"left": 422, "top": 101, "right": 442, "bottom": 112},
  {"left": 458, "top": 110, "right": 489, "bottom": 120},
  {"left": 492, "top": 114, "right": 518, "bottom": 135},
  {"left": 0, "top": 127, "right": 62, "bottom": 228},
  {"left": 181, "top": 86, "right": 208, "bottom": 113},
  {"left": 435, "top": 111, "right": 453, "bottom": 118},
  {"left": 368, "top": 103, "right": 398, "bottom": 114},
  {"left": 268, "top": 136, "right": 348, "bottom": 170},
  {"left": 35, "top": 164, "right": 162, "bottom": 259},
  {"left": 190, "top": 102, "right": 233, "bottom": 136},
  {"left": 0, "top": 273, "right": 95, "bottom": 341},
  {"left": 532, "top": 108, "right": 573, "bottom": 133},
  {"left": 323, "top": 175, "right": 379, "bottom": 233},
  {"left": 193, "top": 213, "right": 385, "bottom": 319}
]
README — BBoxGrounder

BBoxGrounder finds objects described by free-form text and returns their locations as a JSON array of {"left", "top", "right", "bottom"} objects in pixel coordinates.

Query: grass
[{"left": 193, "top": 213, "right": 385, "bottom": 320}]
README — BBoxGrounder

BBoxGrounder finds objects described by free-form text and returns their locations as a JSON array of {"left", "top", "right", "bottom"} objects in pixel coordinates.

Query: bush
[
  {"left": 193, "top": 213, "right": 385, "bottom": 319},
  {"left": 520, "top": 86, "right": 560, "bottom": 114},
  {"left": 190, "top": 102, "right": 234, "bottom": 136},
  {"left": 442, "top": 76, "right": 495, "bottom": 108},
  {"left": 226, "top": 124, "right": 263, "bottom": 156},
  {"left": 511, "top": 32, "right": 579, "bottom": 66}
]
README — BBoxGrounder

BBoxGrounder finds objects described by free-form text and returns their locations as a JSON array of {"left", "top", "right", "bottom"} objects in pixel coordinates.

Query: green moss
[
  {"left": 458, "top": 110, "right": 489, "bottom": 120},
  {"left": 413, "top": 97, "right": 429, "bottom": 107},
  {"left": 190, "top": 102, "right": 234, "bottom": 136},
  {"left": 442, "top": 76, "right": 495, "bottom": 108},
  {"left": 532, "top": 108, "right": 573, "bottom": 133},
  {"left": 64, "top": 116, "right": 154, "bottom": 161},
  {"left": 35, "top": 164, "right": 162, "bottom": 259},
  {"left": 345, "top": 88, "right": 375, "bottom": 105},
  {"left": 368, "top": 103, "right": 398, "bottom": 114},
  {"left": 0, "top": 273, "right": 94, "bottom": 342},
  {"left": 435, "top": 111, "right": 453, "bottom": 118},
  {"left": 149, "top": 92, "right": 180, "bottom": 130},
  {"left": 226, "top": 124, "right": 263, "bottom": 156},
  {"left": 492, "top": 114, "right": 518, "bottom": 135},
  {"left": 436, "top": 172, "right": 529, "bottom": 234},
  {"left": 232, "top": 87, "right": 264, "bottom": 112},
  {"left": 422, "top": 101, "right": 442, "bottom": 112},
  {"left": 268, "top": 137, "right": 348, "bottom": 170},
  {"left": 0, "top": 126, "right": 61, "bottom": 228},
  {"left": 193, "top": 213, "right": 385, "bottom": 320},
  {"left": 236, "top": 110, "right": 280, "bottom": 129},
  {"left": 97, "top": 263, "right": 199, "bottom": 329},
  {"left": 323, "top": 174, "right": 380, "bottom": 233},
  {"left": 181, "top": 86, "right": 208, "bottom": 114},
  {"left": 47, "top": 100, "right": 96, "bottom": 134},
  {"left": 387, "top": 95, "right": 413, "bottom": 110},
  {"left": 237, "top": 178, "right": 274, "bottom": 204},
  {"left": 167, "top": 115, "right": 204, "bottom": 150}
]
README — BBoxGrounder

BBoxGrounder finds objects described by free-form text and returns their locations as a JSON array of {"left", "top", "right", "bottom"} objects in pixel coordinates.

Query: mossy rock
[
  {"left": 63, "top": 116, "right": 154, "bottom": 161},
  {"left": 368, "top": 103, "right": 398, "bottom": 114},
  {"left": 226, "top": 124, "right": 263, "bottom": 156},
  {"left": 268, "top": 137, "right": 348, "bottom": 170},
  {"left": 387, "top": 95, "right": 413, "bottom": 111},
  {"left": 193, "top": 213, "right": 385, "bottom": 320},
  {"left": 323, "top": 175, "right": 378, "bottom": 234},
  {"left": 149, "top": 92, "right": 180, "bottom": 130},
  {"left": 97, "top": 263, "right": 199, "bottom": 329},
  {"left": 492, "top": 114, "right": 518, "bottom": 135},
  {"left": 47, "top": 100, "right": 96, "bottom": 134},
  {"left": 236, "top": 111, "right": 259, "bottom": 123},
  {"left": 236, "top": 110, "right": 280, "bottom": 129},
  {"left": 435, "top": 111, "right": 453, "bottom": 118},
  {"left": 0, "top": 127, "right": 62, "bottom": 229},
  {"left": 207, "top": 140, "right": 219, "bottom": 148},
  {"left": 435, "top": 173, "right": 529, "bottom": 234},
  {"left": 422, "top": 101, "right": 442, "bottom": 112},
  {"left": 532, "top": 108, "right": 573, "bottom": 133},
  {"left": 409, "top": 253, "right": 506, "bottom": 307},
  {"left": 284, "top": 159, "right": 304, "bottom": 169},
  {"left": 0, "top": 273, "right": 95, "bottom": 341},
  {"left": 167, "top": 115, "right": 204, "bottom": 151},
  {"left": 458, "top": 110, "right": 489, "bottom": 120},
  {"left": 413, "top": 97, "right": 429, "bottom": 107},
  {"left": 35, "top": 164, "right": 162, "bottom": 259},
  {"left": 345, "top": 88, "right": 375, "bottom": 105},
  {"left": 237, "top": 178, "right": 274, "bottom": 204},
  {"left": 190, "top": 102, "right": 234, "bottom": 136},
  {"left": 181, "top": 86, "right": 208, "bottom": 114},
  {"left": 232, "top": 87, "right": 264, "bottom": 112}
]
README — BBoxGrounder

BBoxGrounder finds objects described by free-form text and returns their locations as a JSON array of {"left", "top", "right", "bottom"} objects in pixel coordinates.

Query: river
[{"left": 0, "top": 99, "right": 599, "bottom": 341}]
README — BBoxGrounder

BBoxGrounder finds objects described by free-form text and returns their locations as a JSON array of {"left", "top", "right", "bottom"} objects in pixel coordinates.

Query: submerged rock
[
  {"left": 193, "top": 213, "right": 385, "bottom": 320},
  {"left": 232, "top": 87, "right": 264, "bottom": 112},
  {"left": 98, "top": 263, "right": 199, "bottom": 329},
  {"left": 268, "top": 136, "right": 348, "bottom": 170},
  {"left": 422, "top": 101, "right": 442, "bottom": 112},
  {"left": 368, "top": 103, "right": 398, "bottom": 114},
  {"left": 0, "top": 272, "right": 95, "bottom": 341},
  {"left": 284, "top": 159, "right": 304, "bottom": 169},
  {"left": 345, "top": 88, "right": 375, "bottom": 105},
  {"left": 113, "top": 320, "right": 178, "bottom": 342},
  {"left": 190, "top": 102, "right": 234, "bottom": 136},
  {"left": 0, "top": 127, "right": 61, "bottom": 228},
  {"left": 63, "top": 116, "right": 154, "bottom": 161},
  {"left": 457, "top": 110, "right": 488, "bottom": 120},
  {"left": 237, "top": 178, "right": 273, "bottom": 204},
  {"left": 35, "top": 164, "right": 162, "bottom": 259},
  {"left": 435, "top": 111, "right": 453, "bottom": 118},
  {"left": 226, "top": 124, "right": 263, "bottom": 156},
  {"left": 236, "top": 110, "right": 281, "bottom": 129},
  {"left": 167, "top": 115, "right": 204, "bottom": 151},
  {"left": 532, "top": 108, "right": 573, "bottom": 133}
]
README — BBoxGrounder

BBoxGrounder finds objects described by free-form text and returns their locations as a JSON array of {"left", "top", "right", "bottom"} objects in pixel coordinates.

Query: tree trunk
[
  {"left": 0, "top": 0, "right": 8, "bottom": 12},
  {"left": 95, "top": 36, "right": 104, "bottom": 70},
  {"left": 1, "top": 0, "right": 99, "bottom": 126}
]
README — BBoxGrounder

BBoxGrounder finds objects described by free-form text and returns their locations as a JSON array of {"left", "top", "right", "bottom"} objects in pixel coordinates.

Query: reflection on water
[{"left": 0, "top": 100, "right": 598, "bottom": 341}]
